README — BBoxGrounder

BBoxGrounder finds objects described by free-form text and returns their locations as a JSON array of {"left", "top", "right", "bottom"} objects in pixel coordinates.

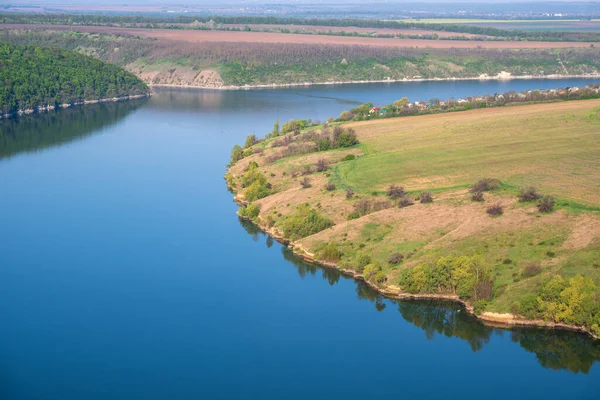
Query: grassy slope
[{"left": 228, "top": 100, "right": 600, "bottom": 315}]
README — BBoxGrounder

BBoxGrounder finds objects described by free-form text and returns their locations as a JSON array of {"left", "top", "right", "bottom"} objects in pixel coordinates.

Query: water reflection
[
  {"left": 238, "top": 217, "right": 600, "bottom": 373},
  {"left": 0, "top": 99, "right": 145, "bottom": 159}
]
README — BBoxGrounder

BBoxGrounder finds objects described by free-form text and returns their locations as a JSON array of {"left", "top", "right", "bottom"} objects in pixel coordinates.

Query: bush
[
  {"left": 537, "top": 195, "right": 556, "bottom": 212},
  {"left": 486, "top": 203, "right": 503, "bottom": 216},
  {"left": 315, "top": 158, "right": 328, "bottom": 172},
  {"left": 342, "top": 154, "right": 356, "bottom": 162},
  {"left": 363, "top": 262, "right": 384, "bottom": 285},
  {"left": 346, "top": 187, "right": 355, "bottom": 199},
  {"left": 244, "top": 134, "right": 258, "bottom": 148},
  {"left": 240, "top": 203, "right": 261, "bottom": 219},
  {"left": 517, "top": 293, "right": 539, "bottom": 319},
  {"left": 522, "top": 263, "right": 542, "bottom": 278},
  {"left": 519, "top": 186, "right": 541, "bottom": 202},
  {"left": 373, "top": 200, "right": 391, "bottom": 211},
  {"left": 320, "top": 242, "right": 342, "bottom": 262},
  {"left": 471, "top": 178, "right": 501, "bottom": 193},
  {"left": 324, "top": 182, "right": 336, "bottom": 191},
  {"left": 398, "top": 195, "right": 414, "bottom": 208},
  {"left": 388, "top": 253, "right": 404, "bottom": 265},
  {"left": 230, "top": 144, "right": 244, "bottom": 164},
  {"left": 300, "top": 177, "right": 312, "bottom": 188},
  {"left": 387, "top": 184, "right": 406, "bottom": 199},
  {"left": 347, "top": 211, "right": 361, "bottom": 220},
  {"left": 338, "top": 111, "right": 355, "bottom": 121},
  {"left": 355, "top": 253, "right": 372, "bottom": 273},
  {"left": 281, "top": 205, "right": 334, "bottom": 240},
  {"left": 473, "top": 300, "right": 488, "bottom": 315},
  {"left": 419, "top": 191, "right": 433, "bottom": 204},
  {"left": 399, "top": 255, "right": 494, "bottom": 301},
  {"left": 354, "top": 199, "right": 372, "bottom": 216},
  {"left": 471, "top": 191, "right": 484, "bottom": 202}
]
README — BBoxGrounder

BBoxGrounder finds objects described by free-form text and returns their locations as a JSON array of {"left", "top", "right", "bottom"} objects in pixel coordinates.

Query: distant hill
[{"left": 0, "top": 43, "right": 150, "bottom": 116}]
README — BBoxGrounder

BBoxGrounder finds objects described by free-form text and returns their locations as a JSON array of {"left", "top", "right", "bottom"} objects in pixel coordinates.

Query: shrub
[
  {"left": 342, "top": 154, "right": 356, "bottom": 161},
  {"left": 399, "top": 255, "right": 494, "bottom": 301},
  {"left": 522, "top": 263, "right": 542, "bottom": 278},
  {"left": 324, "top": 182, "right": 336, "bottom": 191},
  {"left": 281, "top": 205, "right": 334, "bottom": 240},
  {"left": 373, "top": 200, "right": 391, "bottom": 211},
  {"left": 320, "top": 242, "right": 342, "bottom": 262},
  {"left": 387, "top": 184, "right": 406, "bottom": 199},
  {"left": 230, "top": 144, "right": 244, "bottom": 164},
  {"left": 388, "top": 253, "right": 404, "bottom": 265},
  {"left": 347, "top": 211, "right": 361, "bottom": 220},
  {"left": 398, "top": 195, "right": 414, "bottom": 208},
  {"left": 301, "top": 165, "right": 313, "bottom": 175},
  {"left": 518, "top": 186, "right": 541, "bottom": 202},
  {"left": 315, "top": 158, "right": 328, "bottom": 172},
  {"left": 471, "top": 178, "right": 501, "bottom": 193},
  {"left": 239, "top": 203, "right": 261, "bottom": 220},
  {"left": 473, "top": 300, "right": 488, "bottom": 315},
  {"left": 244, "top": 134, "right": 259, "bottom": 148},
  {"left": 300, "top": 177, "right": 312, "bottom": 188},
  {"left": 419, "top": 191, "right": 433, "bottom": 204},
  {"left": 537, "top": 195, "right": 556, "bottom": 212},
  {"left": 346, "top": 187, "right": 355, "bottom": 199},
  {"left": 486, "top": 203, "right": 504, "bottom": 216},
  {"left": 363, "top": 262, "right": 384, "bottom": 285},
  {"left": 471, "top": 191, "right": 484, "bottom": 202},
  {"left": 517, "top": 293, "right": 539, "bottom": 319},
  {"left": 355, "top": 253, "right": 372, "bottom": 273},
  {"left": 338, "top": 111, "right": 355, "bottom": 121},
  {"left": 354, "top": 199, "right": 372, "bottom": 216}
]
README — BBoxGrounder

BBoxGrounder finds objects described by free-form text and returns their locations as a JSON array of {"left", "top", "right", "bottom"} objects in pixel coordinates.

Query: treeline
[
  {"left": 0, "top": 43, "right": 149, "bottom": 115},
  {"left": 336, "top": 84, "right": 600, "bottom": 123},
  {"left": 2, "top": 13, "right": 600, "bottom": 42}
]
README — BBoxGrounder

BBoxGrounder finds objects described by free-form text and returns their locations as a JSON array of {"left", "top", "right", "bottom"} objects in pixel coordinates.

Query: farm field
[
  {"left": 0, "top": 24, "right": 597, "bottom": 49},
  {"left": 227, "top": 99, "right": 600, "bottom": 329},
  {"left": 401, "top": 18, "right": 600, "bottom": 32}
]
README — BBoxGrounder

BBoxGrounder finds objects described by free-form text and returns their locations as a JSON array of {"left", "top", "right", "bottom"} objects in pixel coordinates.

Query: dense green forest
[
  {"left": 2, "top": 12, "right": 600, "bottom": 42},
  {"left": 0, "top": 42, "right": 149, "bottom": 116}
]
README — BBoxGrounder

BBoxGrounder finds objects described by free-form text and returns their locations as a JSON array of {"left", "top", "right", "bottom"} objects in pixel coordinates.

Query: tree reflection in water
[{"left": 237, "top": 218, "right": 600, "bottom": 373}]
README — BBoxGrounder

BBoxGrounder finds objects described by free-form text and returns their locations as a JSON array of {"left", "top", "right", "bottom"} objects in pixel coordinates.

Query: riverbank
[
  {"left": 150, "top": 73, "right": 600, "bottom": 91},
  {"left": 0, "top": 93, "right": 152, "bottom": 120},
  {"left": 233, "top": 197, "right": 600, "bottom": 340},
  {"left": 226, "top": 98, "right": 600, "bottom": 341}
]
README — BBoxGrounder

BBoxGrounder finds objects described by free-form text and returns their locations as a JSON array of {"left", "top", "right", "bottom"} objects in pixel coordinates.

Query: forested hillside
[
  {"left": 2, "top": 30, "right": 599, "bottom": 89},
  {"left": 0, "top": 43, "right": 149, "bottom": 116}
]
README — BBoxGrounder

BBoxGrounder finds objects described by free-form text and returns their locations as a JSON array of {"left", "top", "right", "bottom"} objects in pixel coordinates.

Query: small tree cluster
[
  {"left": 471, "top": 191, "right": 484, "bottom": 202},
  {"left": 518, "top": 186, "right": 541, "bottom": 202},
  {"left": 345, "top": 187, "right": 355, "bottom": 199},
  {"left": 244, "top": 134, "right": 259, "bottom": 148},
  {"left": 471, "top": 178, "right": 501, "bottom": 193},
  {"left": 300, "top": 177, "right": 312, "bottom": 188},
  {"left": 387, "top": 184, "right": 406, "bottom": 199},
  {"left": 537, "top": 195, "right": 556, "bottom": 212},
  {"left": 324, "top": 182, "right": 336, "bottom": 191},
  {"left": 419, "top": 191, "right": 433, "bottom": 204},
  {"left": 315, "top": 158, "right": 328, "bottom": 172},
  {"left": 388, "top": 253, "right": 404, "bottom": 265},
  {"left": 486, "top": 203, "right": 504, "bottom": 216},
  {"left": 398, "top": 195, "right": 414, "bottom": 208},
  {"left": 319, "top": 242, "right": 342, "bottom": 262}
]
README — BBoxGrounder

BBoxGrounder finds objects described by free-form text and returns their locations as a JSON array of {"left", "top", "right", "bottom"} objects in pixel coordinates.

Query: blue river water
[{"left": 1, "top": 78, "right": 600, "bottom": 399}]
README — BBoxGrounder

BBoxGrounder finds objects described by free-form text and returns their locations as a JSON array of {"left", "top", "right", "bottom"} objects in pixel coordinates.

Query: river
[{"left": 1, "top": 79, "right": 600, "bottom": 399}]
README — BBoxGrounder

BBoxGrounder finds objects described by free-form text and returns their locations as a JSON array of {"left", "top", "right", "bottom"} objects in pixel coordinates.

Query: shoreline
[
  {"left": 0, "top": 93, "right": 151, "bottom": 120},
  {"left": 150, "top": 73, "right": 600, "bottom": 91},
  {"left": 228, "top": 158, "right": 599, "bottom": 341}
]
